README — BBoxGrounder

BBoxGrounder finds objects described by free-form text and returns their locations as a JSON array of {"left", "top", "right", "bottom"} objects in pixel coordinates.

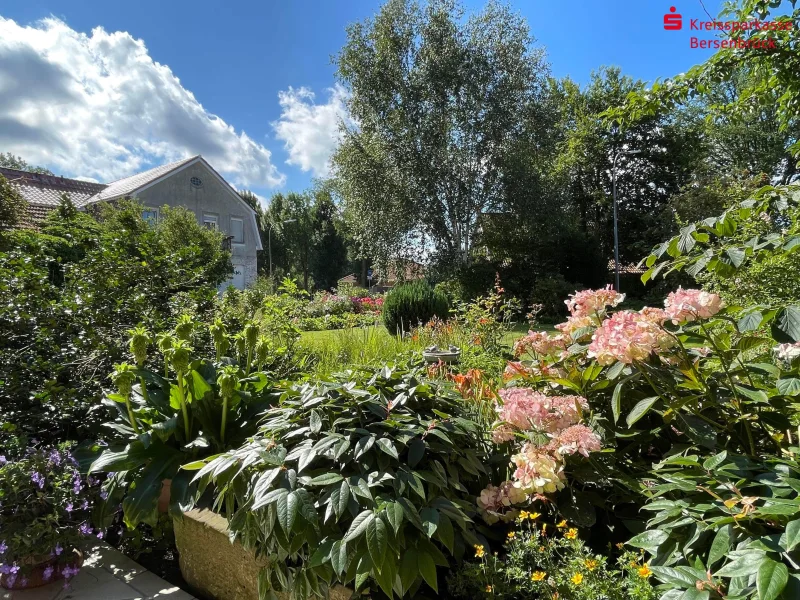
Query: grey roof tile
[{"left": 0, "top": 167, "right": 107, "bottom": 208}]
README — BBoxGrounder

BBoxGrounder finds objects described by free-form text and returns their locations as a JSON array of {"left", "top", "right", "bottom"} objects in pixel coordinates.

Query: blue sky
[{"left": 0, "top": 1, "right": 721, "bottom": 201}]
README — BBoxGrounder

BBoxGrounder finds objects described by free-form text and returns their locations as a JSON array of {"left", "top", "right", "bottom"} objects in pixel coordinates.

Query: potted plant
[{"left": 0, "top": 438, "right": 101, "bottom": 590}]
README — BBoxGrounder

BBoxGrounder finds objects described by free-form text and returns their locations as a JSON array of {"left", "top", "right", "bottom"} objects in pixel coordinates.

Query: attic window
[{"left": 190, "top": 177, "right": 202, "bottom": 188}]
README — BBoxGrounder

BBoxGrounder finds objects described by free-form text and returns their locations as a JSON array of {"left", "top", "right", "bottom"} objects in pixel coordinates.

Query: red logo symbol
[{"left": 664, "top": 6, "right": 682, "bottom": 30}]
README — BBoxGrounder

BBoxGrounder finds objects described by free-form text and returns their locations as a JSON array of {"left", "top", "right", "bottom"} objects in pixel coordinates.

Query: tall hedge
[{"left": 382, "top": 280, "right": 449, "bottom": 334}]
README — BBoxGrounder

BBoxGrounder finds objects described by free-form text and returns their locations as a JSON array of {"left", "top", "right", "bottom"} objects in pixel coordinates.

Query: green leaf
[
  {"left": 708, "top": 525, "right": 731, "bottom": 567},
  {"left": 344, "top": 510, "right": 374, "bottom": 542},
  {"left": 384, "top": 502, "right": 404, "bottom": 534},
  {"left": 773, "top": 306, "right": 800, "bottom": 343},
  {"left": 399, "top": 551, "right": 417, "bottom": 596},
  {"left": 612, "top": 381, "right": 623, "bottom": 424},
  {"left": 778, "top": 378, "right": 800, "bottom": 396},
  {"left": 330, "top": 540, "right": 348, "bottom": 576},
  {"left": 627, "top": 397, "right": 658, "bottom": 427},
  {"left": 276, "top": 491, "right": 299, "bottom": 534},
  {"left": 783, "top": 519, "right": 800, "bottom": 551},
  {"left": 703, "top": 451, "right": 727, "bottom": 471},
  {"left": 420, "top": 507, "right": 439, "bottom": 538},
  {"left": 309, "top": 409, "right": 322, "bottom": 435},
  {"left": 376, "top": 438, "right": 399, "bottom": 459},
  {"left": 407, "top": 438, "right": 425, "bottom": 468},
  {"left": 307, "top": 473, "right": 343, "bottom": 486},
  {"left": 354, "top": 435, "right": 375, "bottom": 459},
  {"left": 714, "top": 552, "right": 766, "bottom": 578},
  {"left": 738, "top": 311, "right": 763, "bottom": 333},
  {"left": 756, "top": 558, "right": 788, "bottom": 600},
  {"left": 678, "top": 590, "right": 709, "bottom": 600},
  {"left": 366, "top": 515, "right": 388, "bottom": 570},
  {"left": 417, "top": 549, "right": 438, "bottom": 593},
  {"left": 332, "top": 480, "right": 350, "bottom": 520},
  {"left": 627, "top": 529, "right": 669, "bottom": 552},
  {"left": 435, "top": 513, "right": 454, "bottom": 553}
]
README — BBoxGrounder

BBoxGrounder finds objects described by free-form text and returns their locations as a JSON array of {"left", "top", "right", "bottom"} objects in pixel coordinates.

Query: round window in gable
[{"left": 190, "top": 177, "right": 203, "bottom": 188}]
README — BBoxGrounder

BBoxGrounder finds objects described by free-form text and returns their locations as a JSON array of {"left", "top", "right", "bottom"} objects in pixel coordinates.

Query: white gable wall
[{"left": 132, "top": 161, "right": 258, "bottom": 289}]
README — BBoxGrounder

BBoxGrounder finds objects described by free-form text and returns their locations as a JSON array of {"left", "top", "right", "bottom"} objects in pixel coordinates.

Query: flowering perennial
[
  {"left": 664, "top": 288, "right": 724, "bottom": 323},
  {"left": 588, "top": 310, "right": 674, "bottom": 365},
  {"left": 565, "top": 285, "right": 625, "bottom": 318}
]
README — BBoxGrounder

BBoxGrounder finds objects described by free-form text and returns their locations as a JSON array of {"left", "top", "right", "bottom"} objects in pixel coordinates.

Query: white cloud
[
  {"left": 273, "top": 84, "right": 350, "bottom": 177},
  {"left": 0, "top": 16, "right": 285, "bottom": 188}
]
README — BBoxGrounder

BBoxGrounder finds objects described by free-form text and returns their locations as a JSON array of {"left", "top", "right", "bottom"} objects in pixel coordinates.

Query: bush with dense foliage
[
  {"left": 382, "top": 280, "right": 449, "bottom": 334},
  {"left": 0, "top": 199, "right": 232, "bottom": 443},
  {"left": 498, "top": 279, "right": 800, "bottom": 599},
  {"left": 0, "top": 438, "right": 101, "bottom": 589},
  {"left": 189, "top": 364, "right": 497, "bottom": 599}
]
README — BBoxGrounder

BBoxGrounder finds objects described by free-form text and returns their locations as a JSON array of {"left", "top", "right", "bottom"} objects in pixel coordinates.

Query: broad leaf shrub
[
  {"left": 89, "top": 316, "right": 284, "bottom": 530},
  {"left": 498, "top": 284, "right": 800, "bottom": 599},
  {"left": 0, "top": 199, "right": 232, "bottom": 443},
  {"left": 382, "top": 280, "right": 449, "bottom": 334},
  {"left": 188, "top": 364, "right": 495, "bottom": 599},
  {"left": 448, "top": 513, "right": 657, "bottom": 599}
]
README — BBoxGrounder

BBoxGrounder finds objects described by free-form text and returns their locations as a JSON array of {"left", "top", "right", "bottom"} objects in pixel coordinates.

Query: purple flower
[
  {"left": 43, "top": 565, "right": 54, "bottom": 581},
  {"left": 0, "top": 565, "right": 11, "bottom": 575},
  {"left": 81, "top": 499, "right": 89, "bottom": 510},
  {"left": 72, "top": 476, "right": 82, "bottom": 494},
  {"left": 0, "top": 455, "right": 7, "bottom": 465},
  {"left": 0, "top": 540, "right": 7, "bottom": 554},
  {"left": 48, "top": 449, "right": 62, "bottom": 466},
  {"left": 53, "top": 544, "right": 63, "bottom": 556},
  {"left": 65, "top": 502, "right": 74, "bottom": 513},
  {"left": 6, "top": 573, "right": 16, "bottom": 587},
  {"left": 31, "top": 472, "right": 45, "bottom": 490},
  {"left": 20, "top": 577, "right": 28, "bottom": 587},
  {"left": 79, "top": 522, "right": 92, "bottom": 536},
  {"left": 96, "top": 531, "right": 104, "bottom": 540},
  {"left": 100, "top": 490, "right": 109, "bottom": 500},
  {"left": 62, "top": 564, "right": 80, "bottom": 579}
]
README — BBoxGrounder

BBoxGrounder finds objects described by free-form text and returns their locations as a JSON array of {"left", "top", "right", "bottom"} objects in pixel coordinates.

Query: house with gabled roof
[{"left": 1, "top": 155, "right": 261, "bottom": 289}]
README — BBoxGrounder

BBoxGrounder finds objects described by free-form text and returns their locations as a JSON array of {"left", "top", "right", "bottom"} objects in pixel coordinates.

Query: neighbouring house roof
[
  {"left": 87, "top": 155, "right": 199, "bottom": 203},
  {"left": 0, "top": 167, "right": 107, "bottom": 209},
  {"left": 3, "top": 156, "right": 262, "bottom": 250},
  {"left": 607, "top": 259, "right": 646, "bottom": 275}
]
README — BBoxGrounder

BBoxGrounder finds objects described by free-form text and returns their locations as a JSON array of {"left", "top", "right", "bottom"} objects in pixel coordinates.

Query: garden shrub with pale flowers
[{"left": 471, "top": 277, "right": 800, "bottom": 600}]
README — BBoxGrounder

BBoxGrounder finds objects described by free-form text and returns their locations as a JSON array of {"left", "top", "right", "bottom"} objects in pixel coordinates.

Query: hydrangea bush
[
  {"left": 498, "top": 284, "right": 800, "bottom": 599},
  {"left": 0, "top": 439, "right": 100, "bottom": 589}
]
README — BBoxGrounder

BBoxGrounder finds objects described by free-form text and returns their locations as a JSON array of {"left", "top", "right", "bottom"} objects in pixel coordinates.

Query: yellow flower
[
  {"left": 565, "top": 528, "right": 578, "bottom": 540},
  {"left": 474, "top": 545, "right": 485, "bottom": 558},
  {"left": 571, "top": 573, "right": 584, "bottom": 585},
  {"left": 519, "top": 511, "right": 530, "bottom": 520},
  {"left": 557, "top": 520, "right": 568, "bottom": 529},
  {"left": 485, "top": 585, "right": 493, "bottom": 592},
  {"left": 507, "top": 531, "right": 516, "bottom": 539},
  {"left": 584, "top": 559, "right": 599, "bottom": 571},
  {"left": 531, "top": 571, "right": 546, "bottom": 581},
  {"left": 638, "top": 565, "right": 652, "bottom": 579},
  {"left": 528, "top": 512, "right": 541, "bottom": 520}
]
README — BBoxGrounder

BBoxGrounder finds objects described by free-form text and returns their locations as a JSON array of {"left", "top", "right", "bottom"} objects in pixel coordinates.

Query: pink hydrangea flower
[
  {"left": 545, "top": 424, "right": 602, "bottom": 458},
  {"left": 664, "top": 288, "right": 724, "bottom": 324},
  {"left": 555, "top": 315, "right": 596, "bottom": 339},
  {"left": 588, "top": 310, "right": 673, "bottom": 365},
  {"left": 565, "top": 285, "right": 625, "bottom": 318},
  {"left": 477, "top": 481, "right": 527, "bottom": 524},
  {"left": 639, "top": 307, "right": 668, "bottom": 324},
  {"left": 510, "top": 444, "right": 566, "bottom": 494},
  {"left": 513, "top": 331, "right": 568, "bottom": 357},
  {"left": 496, "top": 389, "right": 587, "bottom": 434}
]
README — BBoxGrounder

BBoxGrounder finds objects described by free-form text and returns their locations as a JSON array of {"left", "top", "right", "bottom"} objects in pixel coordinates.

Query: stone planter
[{"left": 174, "top": 509, "right": 352, "bottom": 600}]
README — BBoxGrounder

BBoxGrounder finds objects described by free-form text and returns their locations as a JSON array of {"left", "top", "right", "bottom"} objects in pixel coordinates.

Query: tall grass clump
[
  {"left": 298, "top": 326, "right": 417, "bottom": 375},
  {"left": 382, "top": 280, "right": 449, "bottom": 334}
]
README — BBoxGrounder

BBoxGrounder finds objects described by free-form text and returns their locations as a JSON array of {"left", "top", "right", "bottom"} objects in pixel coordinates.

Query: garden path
[{"left": 2, "top": 543, "right": 196, "bottom": 600}]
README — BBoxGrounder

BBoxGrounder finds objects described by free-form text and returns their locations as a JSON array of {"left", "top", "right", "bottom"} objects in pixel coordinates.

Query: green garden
[{"left": 3, "top": 1, "right": 800, "bottom": 599}]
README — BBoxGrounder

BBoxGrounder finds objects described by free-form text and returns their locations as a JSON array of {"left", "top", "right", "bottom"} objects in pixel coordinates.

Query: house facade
[{"left": 2, "top": 155, "right": 261, "bottom": 289}]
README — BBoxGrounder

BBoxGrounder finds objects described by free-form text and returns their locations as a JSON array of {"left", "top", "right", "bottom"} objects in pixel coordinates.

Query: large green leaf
[
  {"left": 773, "top": 306, "right": 800, "bottom": 343},
  {"left": 756, "top": 558, "right": 788, "bottom": 600},
  {"left": 407, "top": 438, "right": 425, "bottom": 468},
  {"left": 376, "top": 438, "right": 399, "bottom": 459},
  {"left": 627, "top": 529, "right": 669, "bottom": 552},
  {"left": 122, "top": 450, "right": 183, "bottom": 528},
  {"left": 420, "top": 507, "right": 439, "bottom": 538},
  {"left": 707, "top": 525, "right": 731, "bottom": 568},
  {"left": 344, "top": 510, "right": 374, "bottom": 542},
  {"left": 783, "top": 519, "right": 800, "bottom": 551},
  {"left": 627, "top": 397, "right": 659, "bottom": 427},
  {"left": 417, "top": 549, "right": 438, "bottom": 593},
  {"left": 366, "top": 515, "right": 388, "bottom": 570},
  {"left": 276, "top": 490, "right": 300, "bottom": 533}
]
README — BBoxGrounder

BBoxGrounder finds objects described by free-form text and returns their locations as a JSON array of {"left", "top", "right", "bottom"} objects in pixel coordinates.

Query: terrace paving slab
[{"left": 1, "top": 543, "right": 196, "bottom": 600}]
